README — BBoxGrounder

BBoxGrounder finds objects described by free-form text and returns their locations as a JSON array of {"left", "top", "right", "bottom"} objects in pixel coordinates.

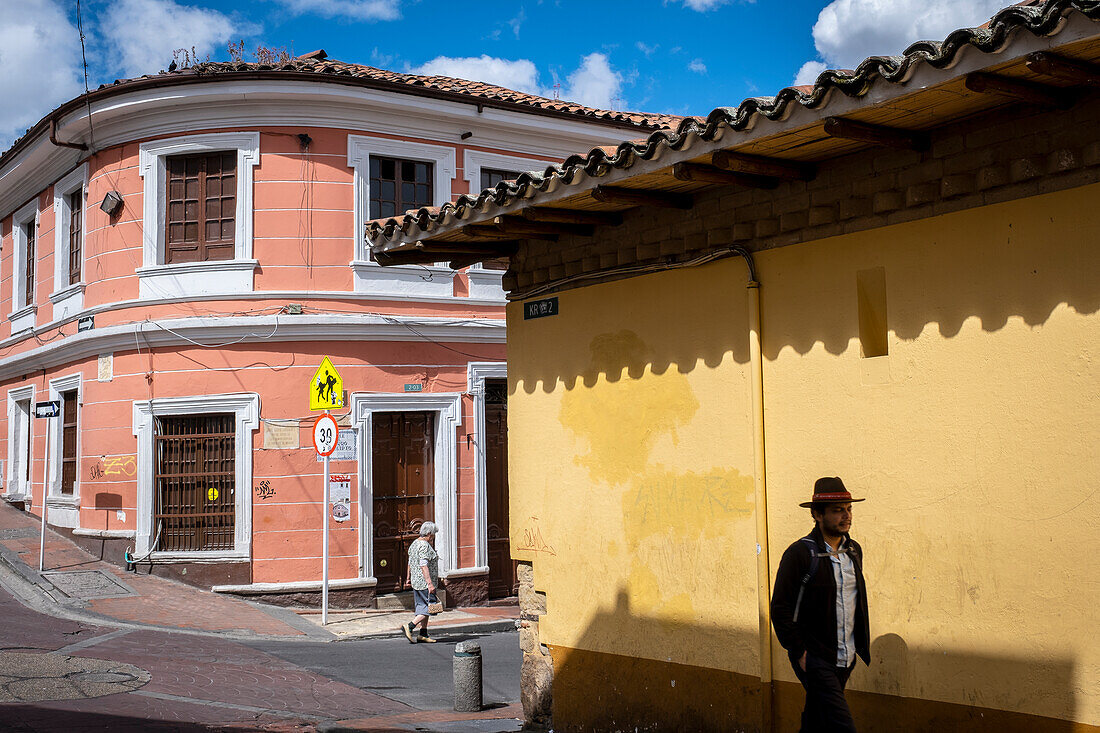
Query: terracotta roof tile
[
  {"left": 99, "top": 57, "right": 680, "bottom": 130},
  {"left": 2, "top": 56, "right": 678, "bottom": 166},
  {"left": 368, "top": 0, "right": 1100, "bottom": 250}
]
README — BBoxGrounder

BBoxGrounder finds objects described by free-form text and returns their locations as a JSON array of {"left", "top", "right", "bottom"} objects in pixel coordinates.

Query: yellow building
[{"left": 370, "top": 2, "right": 1100, "bottom": 730}]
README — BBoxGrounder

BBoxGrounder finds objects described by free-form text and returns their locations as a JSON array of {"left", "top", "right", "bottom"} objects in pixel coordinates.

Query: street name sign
[{"left": 34, "top": 401, "right": 60, "bottom": 419}]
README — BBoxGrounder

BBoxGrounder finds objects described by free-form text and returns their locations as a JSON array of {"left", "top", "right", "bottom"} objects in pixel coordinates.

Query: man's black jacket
[{"left": 771, "top": 525, "right": 870, "bottom": 666}]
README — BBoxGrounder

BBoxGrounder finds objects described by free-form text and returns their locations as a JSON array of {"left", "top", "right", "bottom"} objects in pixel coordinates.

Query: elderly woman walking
[{"left": 402, "top": 521, "right": 441, "bottom": 643}]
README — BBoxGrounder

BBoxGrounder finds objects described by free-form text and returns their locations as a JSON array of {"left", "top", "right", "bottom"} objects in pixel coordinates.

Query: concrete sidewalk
[{"left": 0, "top": 500, "right": 517, "bottom": 644}]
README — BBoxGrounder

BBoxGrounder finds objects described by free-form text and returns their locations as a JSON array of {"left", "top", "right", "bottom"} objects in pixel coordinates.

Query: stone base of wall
[
  {"left": 243, "top": 587, "right": 376, "bottom": 609},
  {"left": 517, "top": 561, "right": 552, "bottom": 729},
  {"left": 443, "top": 574, "right": 488, "bottom": 607}
]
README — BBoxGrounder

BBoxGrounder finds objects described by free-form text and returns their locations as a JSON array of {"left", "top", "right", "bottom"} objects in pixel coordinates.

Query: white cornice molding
[
  {"left": 0, "top": 314, "right": 505, "bottom": 382},
  {"left": 2, "top": 79, "right": 640, "bottom": 219}
]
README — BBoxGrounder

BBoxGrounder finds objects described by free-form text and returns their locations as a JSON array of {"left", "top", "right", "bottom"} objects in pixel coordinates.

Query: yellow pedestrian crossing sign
[{"left": 310, "top": 357, "right": 344, "bottom": 410}]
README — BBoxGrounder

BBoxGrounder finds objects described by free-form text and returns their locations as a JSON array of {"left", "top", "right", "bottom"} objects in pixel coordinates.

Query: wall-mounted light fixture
[{"left": 99, "top": 191, "right": 124, "bottom": 216}]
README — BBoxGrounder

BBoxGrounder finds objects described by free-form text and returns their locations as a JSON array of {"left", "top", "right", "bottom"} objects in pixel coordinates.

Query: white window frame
[
  {"left": 46, "top": 373, "right": 82, "bottom": 527},
  {"left": 347, "top": 134, "right": 456, "bottom": 298},
  {"left": 5, "top": 385, "right": 34, "bottom": 499},
  {"left": 137, "top": 132, "right": 260, "bottom": 300},
  {"left": 131, "top": 392, "right": 260, "bottom": 561},
  {"left": 10, "top": 200, "right": 39, "bottom": 332},
  {"left": 467, "top": 362, "right": 507, "bottom": 572},
  {"left": 462, "top": 149, "right": 550, "bottom": 199},
  {"left": 50, "top": 164, "right": 88, "bottom": 320},
  {"left": 350, "top": 391, "right": 462, "bottom": 582}
]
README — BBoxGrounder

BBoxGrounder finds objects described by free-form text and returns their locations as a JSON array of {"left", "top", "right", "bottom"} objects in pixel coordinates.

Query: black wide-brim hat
[{"left": 799, "top": 476, "right": 867, "bottom": 507}]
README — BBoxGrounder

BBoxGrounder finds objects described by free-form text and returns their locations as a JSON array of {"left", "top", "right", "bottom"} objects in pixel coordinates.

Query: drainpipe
[
  {"left": 49, "top": 118, "right": 88, "bottom": 152},
  {"left": 731, "top": 245, "right": 773, "bottom": 732}
]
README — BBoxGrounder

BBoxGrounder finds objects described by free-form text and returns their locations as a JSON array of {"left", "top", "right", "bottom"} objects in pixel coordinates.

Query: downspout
[
  {"left": 731, "top": 245, "right": 773, "bottom": 732},
  {"left": 49, "top": 118, "right": 88, "bottom": 151}
]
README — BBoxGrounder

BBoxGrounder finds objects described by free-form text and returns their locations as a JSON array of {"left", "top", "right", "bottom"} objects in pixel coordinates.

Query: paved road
[
  {"left": 249, "top": 630, "right": 522, "bottom": 711},
  {"left": 0, "top": 580, "right": 522, "bottom": 732}
]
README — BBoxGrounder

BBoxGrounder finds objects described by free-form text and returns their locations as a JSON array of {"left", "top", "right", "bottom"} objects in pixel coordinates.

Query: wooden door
[
  {"left": 372, "top": 412, "right": 435, "bottom": 594},
  {"left": 485, "top": 379, "right": 517, "bottom": 598}
]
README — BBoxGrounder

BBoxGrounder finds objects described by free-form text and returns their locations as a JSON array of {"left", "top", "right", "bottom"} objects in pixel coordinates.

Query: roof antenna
[{"left": 552, "top": 83, "right": 561, "bottom": 100}]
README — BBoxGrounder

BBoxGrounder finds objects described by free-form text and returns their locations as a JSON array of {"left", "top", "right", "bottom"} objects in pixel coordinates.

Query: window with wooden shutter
[
  {"left": 165, "top": 152, "right": 236, "bottom": 264},
  {"left": 368, "top": 156, "right": 433, "bottom": 220},
  {"left": 24, "top": 221, "right": 35, "bottom": 306},
  {"left": 480, "top": 168, "right": 522, "bottom": 190},
  {"left": 154, "top": 413, "right": 236, "bottom": 551},
  {"left": 68, "top": 190, "right": 82, "bottom": 285},
  {"left": 60, "top": 390, "right": 78, "bottom": 496}
]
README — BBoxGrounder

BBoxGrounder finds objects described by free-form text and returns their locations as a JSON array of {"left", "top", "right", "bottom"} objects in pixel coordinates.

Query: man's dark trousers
[{"left": 790, "top": 652, "right": 857, "bottom": 733}]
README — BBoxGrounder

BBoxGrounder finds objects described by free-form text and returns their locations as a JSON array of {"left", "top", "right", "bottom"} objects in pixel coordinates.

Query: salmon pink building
[{"left": 0, "top": 52, "right": 671, "bottom": 605}]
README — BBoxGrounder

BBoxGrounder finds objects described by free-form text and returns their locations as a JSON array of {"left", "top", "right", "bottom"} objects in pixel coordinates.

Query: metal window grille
[
  {"left": 68, "top": 190, "right": 82, "bottom": 285},
  {"left": 153, "top": 414, "right": 235, "bottom": 552}
]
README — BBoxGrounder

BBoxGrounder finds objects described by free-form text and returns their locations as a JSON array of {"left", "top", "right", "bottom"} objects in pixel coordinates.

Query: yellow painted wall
[
  {"left": 508, "top": 263, "right": 762, "bottom": 675},
  {"left": 507, "top": 182, "right": 1099, "bottom": 726}
]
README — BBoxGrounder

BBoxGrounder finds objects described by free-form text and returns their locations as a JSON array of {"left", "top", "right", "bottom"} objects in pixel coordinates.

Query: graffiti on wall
[
  {"left": 89, "top": 456, "right": 136, "bottom": 481},
  {"left": 517, "top": 516, "right": 557, "bottom": 556}
]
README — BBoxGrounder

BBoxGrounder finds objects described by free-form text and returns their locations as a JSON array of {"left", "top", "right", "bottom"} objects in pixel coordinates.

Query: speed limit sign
[{"left": 312, "top": 414, "right": 339, "bottom": 456}]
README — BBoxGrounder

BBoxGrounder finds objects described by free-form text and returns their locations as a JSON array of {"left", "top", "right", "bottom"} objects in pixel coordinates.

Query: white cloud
[
  {"left": 99, "top": 0, "right": 239, "bottom": 78},
  {"left": 274, "top": 0, "right": 401, "bottom": 21},
  {"left": 793, "top": 60, "right": 827, "bottom": 86},
  {"left": 564, "top": 53, "right": 622, "bottom": 109},
  {"left": 0, "top": 0, "right": 84, "bottom": 150},
  {"left": 680, "top": 0, "right": 730, "bottom": 10},
  {"left": 412, "top": 52, "right": 624, "bottom": 110},
  {"left": 508, "top": 9, "right": 525, "bottom": 39},
  {"left": 688, "top": 58, "right": 707, "bottom": 74},
  {"left": 411, "top": 55, "right": 542, "bottom": 94},
  {"left": 636, "top": 42, "right": 658, "bottom": 58},
  {"left": 796, "top": 0, "right": 1007, "bottom": 83}
]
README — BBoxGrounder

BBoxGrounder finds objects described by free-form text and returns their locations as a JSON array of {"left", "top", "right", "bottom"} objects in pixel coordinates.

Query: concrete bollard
[{"left": 453, "top": 640, "right": 483, "bottom": 712}]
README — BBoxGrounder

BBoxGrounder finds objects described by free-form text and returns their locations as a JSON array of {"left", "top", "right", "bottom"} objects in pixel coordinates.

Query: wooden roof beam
[
  {"left": 823, "top": 116, "right": 930, "bottom": 151},
  {"left": 673, "top": 162, "right": 778, "bottom": 189},
  {"left": 1025, "top": 52, "right": 1100, "bottom": 86},
  {"left": 964, "top": 72, "right": 1073, "bottom": 108},
  {"left": 491, "top": 215, "right": 594, "bottom": 237},
  {"left": 467, "top": 224, "right": 557, "bottom": 241},
  {"left": 711, "top": 150, "right": 816, "bottom": 181},
  {"left": 524, "top": 207, "right": 624, "bottom": 226},
  {"left": 592, "top": 185, "right": 694, "bottom": 209},
  {"left": 415, "top": 241, "right": 518, "bottom": 256}
]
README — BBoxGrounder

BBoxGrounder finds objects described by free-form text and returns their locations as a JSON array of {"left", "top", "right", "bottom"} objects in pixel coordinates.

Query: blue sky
[{"left": 1, "top": 0, "right": 1012, "bottom": 151}]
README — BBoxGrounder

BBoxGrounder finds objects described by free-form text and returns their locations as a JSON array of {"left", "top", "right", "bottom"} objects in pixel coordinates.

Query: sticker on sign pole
[{"left": 312, "top": 414, "right": 339, "bottom": 456}]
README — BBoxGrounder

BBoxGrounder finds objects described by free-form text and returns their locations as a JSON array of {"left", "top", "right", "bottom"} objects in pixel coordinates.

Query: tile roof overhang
[
  {"left": 367, "top": 0, "right": 1100, "bottom": 272},
  {"left": 0, "top": 57, "right": 677, "bottom": 172}
]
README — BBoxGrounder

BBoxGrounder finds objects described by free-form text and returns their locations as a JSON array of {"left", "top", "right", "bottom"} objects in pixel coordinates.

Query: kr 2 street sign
[{"left": 310, "top": 356, "right": 344, "bottom": 410}]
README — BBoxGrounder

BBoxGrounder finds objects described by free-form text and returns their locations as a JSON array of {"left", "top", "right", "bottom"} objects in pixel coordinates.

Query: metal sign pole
[
  {"left": 38, "top": 414, "right": 51, "bottom": 572},
  {"left": 322, "top": 410, "right": 331, "bottom": 626}
]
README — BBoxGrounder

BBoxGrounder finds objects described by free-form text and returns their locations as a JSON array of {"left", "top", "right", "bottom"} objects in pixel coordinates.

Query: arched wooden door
[
  {"left": 484, "top": 379, "right": 517, "bottom": 598},
  {"left": 372, "top": 412, "right": 435, "bottom": 594}
]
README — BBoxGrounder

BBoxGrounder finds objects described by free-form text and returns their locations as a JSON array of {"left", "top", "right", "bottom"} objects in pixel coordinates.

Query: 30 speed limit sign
[{"left": 312, "top": 414, "right": 339, "bottom": 457}]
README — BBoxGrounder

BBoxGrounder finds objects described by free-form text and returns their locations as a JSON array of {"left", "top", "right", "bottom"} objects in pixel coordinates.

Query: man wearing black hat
[{"left": 771, "top": 477, "right": 870, "bottom": 732}]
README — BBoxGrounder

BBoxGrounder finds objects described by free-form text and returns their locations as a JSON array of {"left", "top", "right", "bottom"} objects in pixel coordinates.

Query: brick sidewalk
[{"left": 0, "top": 501, "right": 517, "bottom": 642}]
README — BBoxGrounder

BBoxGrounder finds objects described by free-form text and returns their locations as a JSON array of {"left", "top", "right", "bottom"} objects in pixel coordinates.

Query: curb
[{"left": 336, "top": 617, "right": 519, "bottom": 642}]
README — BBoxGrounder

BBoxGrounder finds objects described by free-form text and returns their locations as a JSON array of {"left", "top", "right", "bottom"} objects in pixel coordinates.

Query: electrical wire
[{"left": 75, "top": 0, "right": 96, "bottom": 152}]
